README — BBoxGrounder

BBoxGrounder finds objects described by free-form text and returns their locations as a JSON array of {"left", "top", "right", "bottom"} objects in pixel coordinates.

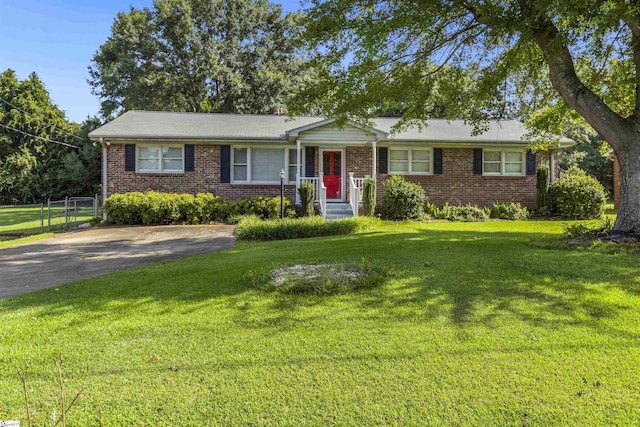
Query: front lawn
[{"left": 1, "top": 219, "right": 639, "bottom": 425}]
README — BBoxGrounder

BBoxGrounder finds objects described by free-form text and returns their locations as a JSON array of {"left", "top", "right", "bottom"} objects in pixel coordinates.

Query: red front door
[{"left": 323, "top": 151, "right": 342, "bottom": 199}]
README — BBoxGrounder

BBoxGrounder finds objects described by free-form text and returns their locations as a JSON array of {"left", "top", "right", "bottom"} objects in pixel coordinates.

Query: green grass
[
  {"left": 0, "top": 233, "right": 53, "bottom": 249},
  {"left": 0, "top": 206, "right": 48, "bottom": 234},
  {"left": 1, "top": 219, "right": 639, "bottom": 425},
  {"left": 0, "top": 206, "right": 95, "bottom": 235}
]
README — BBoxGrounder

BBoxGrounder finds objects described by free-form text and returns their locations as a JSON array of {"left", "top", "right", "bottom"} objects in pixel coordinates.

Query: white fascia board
[
  {"left": 297, "top": 138, "right": 378, "bottom": 146},
  {"left": 287, "top": 118, "right": 389, "bottom": 139},
  {"left": 380, "top": 140, "right": 530, "bottom": 148},
  {"left": 94, "top": 137, "right": 291, "bottom": 144}
]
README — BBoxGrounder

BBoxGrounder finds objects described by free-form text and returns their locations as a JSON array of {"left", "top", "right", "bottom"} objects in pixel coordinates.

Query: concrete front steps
[{"left": 324, "top": 202, "right": 354, "bottom": 219}]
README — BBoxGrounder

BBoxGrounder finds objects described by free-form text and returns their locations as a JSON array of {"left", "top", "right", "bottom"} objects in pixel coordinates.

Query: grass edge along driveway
[{"left": 1, "top": 219, "right": 638, "bottom": 425}]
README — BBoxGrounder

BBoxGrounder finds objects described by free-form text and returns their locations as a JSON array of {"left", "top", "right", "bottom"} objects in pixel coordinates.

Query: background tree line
[
  {"left": 1, "top": 0, "right": 309, "bottom": 205},
  {"left": 0, "top": 0, "right": 617, "bottom": 210},
  {"left": 0, "top": 69, "right": 100, "bottom": 205}
]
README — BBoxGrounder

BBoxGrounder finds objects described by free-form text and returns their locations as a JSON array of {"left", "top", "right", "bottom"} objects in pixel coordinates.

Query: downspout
[{"left": 100, "top": 137, "right": 108, "bottom": 221}]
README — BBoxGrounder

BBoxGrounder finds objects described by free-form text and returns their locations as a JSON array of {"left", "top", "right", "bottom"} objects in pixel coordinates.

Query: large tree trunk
[
  {"left": 526, "top": 11, "right": 640, "bottom": 234},
  {"left": 614, "top": 142, "right": 640, "bottom": 233}
]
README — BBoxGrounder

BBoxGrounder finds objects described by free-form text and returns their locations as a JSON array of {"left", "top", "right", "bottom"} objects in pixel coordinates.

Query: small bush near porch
[
  {"left": 381, "top": 175, "right": 426, "bottom": 220},
  {"left": 1, "top": 219, "right": 639, "bottom": 425}
]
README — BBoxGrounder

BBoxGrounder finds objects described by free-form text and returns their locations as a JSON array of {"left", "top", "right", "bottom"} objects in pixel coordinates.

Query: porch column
[
  {"left": 550, "top": 152, "right": 556, "bottom": 182},
  {"left": 371, "top": 140, "right": 377, "bottom": 180},
  {"left": 296, "top": 139, "right": 302, "bottom": 204}
]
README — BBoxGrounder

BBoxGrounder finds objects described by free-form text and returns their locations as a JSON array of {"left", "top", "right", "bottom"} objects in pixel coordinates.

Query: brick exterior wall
[
  {"left": 106, "top": 144, "right": 297, "bottom": 202},
  {"left": 106, "top": 143, "right": 551, "bottom": 208},
  {"left": 375, "top": 148, "right": 552, "bottom": 209}
]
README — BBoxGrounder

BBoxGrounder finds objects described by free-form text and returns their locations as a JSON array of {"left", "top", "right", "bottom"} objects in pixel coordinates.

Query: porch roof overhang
[{"left": 286, "top": 118, "right": 388, "bottom": 143}]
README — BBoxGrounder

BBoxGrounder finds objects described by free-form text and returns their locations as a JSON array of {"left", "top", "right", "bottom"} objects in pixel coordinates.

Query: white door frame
[{"left": 320, "top": 147, "right": 346, "bottom": 202}]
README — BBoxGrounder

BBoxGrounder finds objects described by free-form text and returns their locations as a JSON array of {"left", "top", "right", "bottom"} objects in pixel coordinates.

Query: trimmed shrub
[
  {"left": 550, "top": 167, "right": 607, "bottom": 219},
  {"left": 381, "top": 175, "right": 426, "bottom": 220},
  {"left": 362, "top": 177, "right": 376, "bottom": 216},
  {"left": 230, "top": 196, "right": 296, "bottom": 220},
  {"left": 139, "top": 191, "right": 180, "bottom": 225},
  {"left": 433, "top": 203, "right": 488, "bottom": 222},
  {"left": 105, "top": 191, "right": 228, "bottom": 225},
  {"left": 537, "top": 165, "right": 550, "bottom": 214},
  {"left": 489, "top": 202, "right": 530, "bottom": 220},
  {"left": 236, "top": 216, "right": 381, "bottom": 241},
  {"left": 104, "top": 192, "right": 146, "bottom": 225},
  {"left": 298, "top": 182, "right": 315, "bottom": 217},
  {"left": 197, "top": 193, "right": 227, "bottom": 222}
]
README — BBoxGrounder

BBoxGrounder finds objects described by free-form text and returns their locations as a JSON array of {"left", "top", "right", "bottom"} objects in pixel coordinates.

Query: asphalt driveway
[{"left": 0, "top": 225, "right": 236, "bottom": 299}]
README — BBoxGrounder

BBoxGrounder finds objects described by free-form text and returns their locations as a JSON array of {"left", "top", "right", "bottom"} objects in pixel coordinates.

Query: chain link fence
[
  {"left": 0, "top": 195, "right": 100, "bottom": 236},
  {"left": 47, "top": 196, "right": 100, "bottom": 231}
]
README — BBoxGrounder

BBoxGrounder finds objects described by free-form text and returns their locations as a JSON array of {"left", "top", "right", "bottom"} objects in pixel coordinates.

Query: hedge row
[
  {"left": 104, "top": 191, "right": 295, "bottom": 225},
  {"left": 236, "top": 216, "right": 381, "bottom": 241}
]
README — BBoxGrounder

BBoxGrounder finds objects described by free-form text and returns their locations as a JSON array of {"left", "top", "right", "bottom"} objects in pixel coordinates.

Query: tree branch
[
  {"left": 526, "top": 8, "right": 631, "bottom": 151},
  {"left": 622, "top": 13, "right": 640, "bottom": 114}
]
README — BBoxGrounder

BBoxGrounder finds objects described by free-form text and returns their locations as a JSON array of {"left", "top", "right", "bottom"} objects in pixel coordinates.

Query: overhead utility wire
[
  {"left": 0, "top": 98, "right": 86, "bottom": 143},
  {"left": 0, "top": 123, "right": 79, "bottom": 149}
]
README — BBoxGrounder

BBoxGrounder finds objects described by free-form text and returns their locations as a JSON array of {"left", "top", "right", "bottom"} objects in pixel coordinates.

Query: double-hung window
[
  {"left": 389, "top": 148, "right": 432, "bottom": 174},
  {"left": 137, "top": 145, "right": 184, "bottom": 173},
  {"left": 288, "top": 149, "right": 298, "bottom": 182},
  {"left": 232, "top": 147, "right": 298, "bottom": 183},
  {"left": 483, "top": 150, "right": 524, "bottom": 175}
]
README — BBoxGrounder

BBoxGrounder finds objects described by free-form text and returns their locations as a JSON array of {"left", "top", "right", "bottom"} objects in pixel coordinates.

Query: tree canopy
[
  {"left": 0, "top": 69, "right": 100, "bottom": 205},
  {"left": 89, "top": 0, "right": 308, "bottom": 118},
  {"left": 291, "top": 0, "right": 640, "bottom": 233}
]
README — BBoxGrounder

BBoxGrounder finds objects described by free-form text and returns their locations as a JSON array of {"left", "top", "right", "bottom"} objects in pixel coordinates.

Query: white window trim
[
  {"left": 287, "top": 148, "right": 298, "bottom": 184},
  {"left": 388, "top": 148, "right": 433, "bottom": 175},
  {"left": 136, "top": 144, "right": 184, "bottom": 173},
  {"left": 231, "top": 146, "right": 297, "bottom": 184},
  {"left": 483, "top": 149, "right": 525, "bottom": 176}
]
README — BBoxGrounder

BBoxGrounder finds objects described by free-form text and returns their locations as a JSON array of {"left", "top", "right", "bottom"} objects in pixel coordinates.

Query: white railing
[
  {"left": 348, "top": 172, "right": 360, "bottom": 218},
  {"left": 352, "top": 177, "right": 366, "bottom": 198}
]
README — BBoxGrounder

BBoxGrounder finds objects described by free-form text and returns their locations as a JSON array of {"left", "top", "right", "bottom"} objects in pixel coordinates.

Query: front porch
[
  {"left": 298, "top": 172, "right": 370, "bottom": 219},
  {"left": 286, "top": 118, "right": 384, "bottom": 218}
]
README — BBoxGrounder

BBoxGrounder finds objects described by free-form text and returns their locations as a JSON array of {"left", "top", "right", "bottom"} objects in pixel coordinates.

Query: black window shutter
[
  {"left": 433, "top": 148, "right": 443, "bottom": 175},
  {"left": 125, "top": 144, "right": 136, "bottom": 172},
  {"left": 473, "top": 148, "right": 483, "bottom": 175},
  {"left": 185, "top": 144, "right": 195, "bottom": 172},
  {"left": 526, "top": 150, "right": 536, "bottom": 175},
  {"left": 378, "top": 147, "right": 388, "bottom": 174},
  {"left": 220, "top": 145, "right": 230, "bottom": 183},
  {"left": 305, "top": 146, "right": 315, "bottom": 177}
]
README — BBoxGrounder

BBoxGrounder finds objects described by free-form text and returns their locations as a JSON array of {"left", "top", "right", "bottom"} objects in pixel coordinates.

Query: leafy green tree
[
  {"left": 0, "top": 69, "right": 100, "bottom": 204},
  {"left": 292, "top": 1, "right": 640, "bottom": 233},
  {"left": 89, "top": 0, "right": 307, "bottom": 118}
]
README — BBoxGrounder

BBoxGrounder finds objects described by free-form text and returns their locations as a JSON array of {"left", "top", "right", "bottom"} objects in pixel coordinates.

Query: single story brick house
[{"left": 88, "top": 111, "right": 572, "bottom": 217}]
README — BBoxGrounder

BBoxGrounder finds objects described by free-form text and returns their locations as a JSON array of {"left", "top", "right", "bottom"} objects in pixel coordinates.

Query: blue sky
[{"left": 0, "top": 0, "right": 303, "bottom": 123}]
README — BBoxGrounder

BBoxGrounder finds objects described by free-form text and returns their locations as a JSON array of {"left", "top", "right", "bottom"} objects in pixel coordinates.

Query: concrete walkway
[{"left": 0, "top": 225, "right": 236, "bottom": 299}]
